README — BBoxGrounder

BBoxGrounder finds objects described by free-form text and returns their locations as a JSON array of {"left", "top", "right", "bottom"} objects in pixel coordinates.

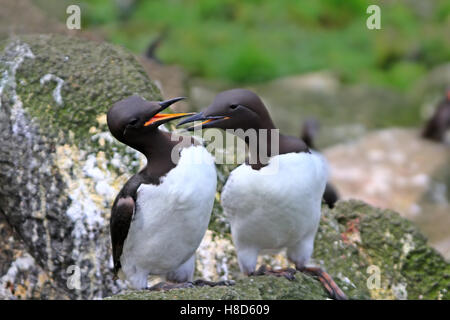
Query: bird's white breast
[
  {"left": 221, "top": 152, "right": 328, "bottom": 251},
  {"left": 120, "top": 145, "right": 217, "bottom": 276}
]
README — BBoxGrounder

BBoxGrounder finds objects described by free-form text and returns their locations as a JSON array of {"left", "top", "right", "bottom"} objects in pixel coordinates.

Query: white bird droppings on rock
[
  {"left": 0, "top": 40, "right": 35, "bottom": 109},
  {"left": 392, "top": 282, "right": 408, "bottom": 300},
  {"left": 40, "top": 73, "right": 65, "bottom": 106},
  {"left": 0, "top": 253, "right": 36, "bottom": 298}
]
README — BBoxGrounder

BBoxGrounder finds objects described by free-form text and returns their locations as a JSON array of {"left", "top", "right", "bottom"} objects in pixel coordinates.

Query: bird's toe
[
  {"left": 253, "top": 265, "right": 297, "bottom": 280},
  {"left": 192, "top": 279, "right": 235, "bottom": 287}
]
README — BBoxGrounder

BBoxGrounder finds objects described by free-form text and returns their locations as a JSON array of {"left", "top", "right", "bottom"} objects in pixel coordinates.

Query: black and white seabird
[
  {"left": 178, "top": 89, "right": 347, "bottom": 300},
  {"left": 422, "top": 89, "right": 450, "bottom": 143},
  {"left": 300, "top": 118, "right": 340, "bottom": 209},
  {"left": 107, "top": 95, "right": 219, "bottom": 290}
]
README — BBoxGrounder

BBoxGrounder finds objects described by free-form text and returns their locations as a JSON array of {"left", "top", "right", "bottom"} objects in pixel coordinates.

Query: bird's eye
[
  {"left": 128, "top": 118, "right": 139, "bottom": 126},
  {"left": 230, "top": 104, "right": 238, "bottom": 110}
]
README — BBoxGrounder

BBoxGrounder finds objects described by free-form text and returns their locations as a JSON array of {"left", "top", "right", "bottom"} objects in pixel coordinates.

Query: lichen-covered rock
[
  {"left": 107, "top": 275, "right": 329, "bottom": 300},
  {"left": 323, "top": 128, "right": 450, "bottom": 259},
  {"left": 107, "top": 200, "right": 450, "bottom": 300},
  {"left": 0, "top": 214, "right": 68, "bottom": 299},
  {"left": 0, "top": 34, "right": 160, "bottom": 299},
  {"left": 315, "top": 200, "right": 449, "bottom": 300}
]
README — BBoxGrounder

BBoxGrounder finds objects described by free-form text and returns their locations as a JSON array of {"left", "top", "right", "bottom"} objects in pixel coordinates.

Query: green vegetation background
[{"left": 65, "top": 0, "right": 450, "bottom": 90}]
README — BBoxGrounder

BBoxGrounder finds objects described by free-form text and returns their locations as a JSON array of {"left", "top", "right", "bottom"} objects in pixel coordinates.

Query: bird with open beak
[
  {"left": 178, "top": 89, "right": 347, "bottom": 300},
  {"left": 107, "top": 95, "right": 230, "bottom": 290}
]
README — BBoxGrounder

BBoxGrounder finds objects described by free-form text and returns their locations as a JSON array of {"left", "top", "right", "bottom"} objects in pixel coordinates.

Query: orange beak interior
[
  {"left": 144, "top": 113, "right": 195, "bottom": 126},
  {"left": 199, "top": 119, "right": 214, "bottom": 126},
  {"left": 194, "top": 117, "right": 231, "bottom": 127}
]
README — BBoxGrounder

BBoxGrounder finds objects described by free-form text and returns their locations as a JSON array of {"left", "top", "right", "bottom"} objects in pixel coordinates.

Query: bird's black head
[
  {"left": 177, "top": 89, "right": 275, "bottom": 131},
  {"left": 107, "top": 95, "right": 191, "bottom": 150}
]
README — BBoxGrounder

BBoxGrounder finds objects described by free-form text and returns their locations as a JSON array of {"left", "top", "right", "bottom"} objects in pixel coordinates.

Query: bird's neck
[
  {"left": 141, "top": 130, "right": 184, "bottom": 181},
  {"left": 236, "top": 120, "right": 282, "bottom": 170},
  {"left": 236, "top": 117, "right": 310, "bottom": 170}
]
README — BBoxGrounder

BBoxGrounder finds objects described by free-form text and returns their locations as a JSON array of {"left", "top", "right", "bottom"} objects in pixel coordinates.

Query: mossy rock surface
[
  {"left": 107, "top": 275, "right": 328, "bottom": 300},
  {"left": 0, "top": 34, "right": 160, "bottom": 299},
  {"left": 13, "top": 34, "right": 160, "bottom": 149},
  {"left": 314, "top": 200, "right": 449, "bottom": 300},
  {"left": 107, "top": 200, "right": 450, "bottom": 300}
]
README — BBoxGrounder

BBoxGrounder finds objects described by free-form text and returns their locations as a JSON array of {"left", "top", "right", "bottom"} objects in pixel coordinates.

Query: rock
[
  {"left": 0, "top": 213, "right": 69, "bottom": 299},
  {"left": 324, "top": 128, "right": 450, "bottom": 259},
  {"left": 107, "top": 275, "right": 329, "bottom": 300},
  {"left": 107, "top": 200, "right": 450, "bottom": 300},
  {"left": 0, "top": 34, "right": 160, "bottom": 299}
]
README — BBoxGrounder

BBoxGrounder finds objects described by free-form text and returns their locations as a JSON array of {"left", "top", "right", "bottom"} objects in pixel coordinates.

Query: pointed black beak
[
  {"left": 177, "top": 112, "right": 206, "bottom": 127},
  {"left": 177, "top": 112, "right": 230, "bottom": 131},
  {"left": 143, "top": 97, "right": 193, "bottom": 127},
  {"left": 157, "top": 97, "right": 186, "bottom": 112}
]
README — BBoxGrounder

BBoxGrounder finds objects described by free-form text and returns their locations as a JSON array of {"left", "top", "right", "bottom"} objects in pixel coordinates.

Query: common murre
[
  {"left": 178, "top": 89, "right": 347, "bottom": 300},
  {"left": 107, "top": 95, "right": 225, "bottom": 290}
]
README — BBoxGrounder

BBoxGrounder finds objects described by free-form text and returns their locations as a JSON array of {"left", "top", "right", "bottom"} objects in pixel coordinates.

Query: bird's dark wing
[
  {"left": 280, "top": 134, "right": 311, "bottom": 155},
  {"left": 110, "top": 174, "right": 146, "bottom": 278},
  {"left": 111, "top": 196, "right": 135, "bottom": 277},
  {"left": 323, "top": 182, "right": 339, "bottom": 209}
]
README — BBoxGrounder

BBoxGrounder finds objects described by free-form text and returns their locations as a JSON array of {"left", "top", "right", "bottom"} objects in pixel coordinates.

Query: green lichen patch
[
  {"left": 400, "top": 245, "right": 450, "bottom": 299},
  {"left": 315, "top": 200, "right": 450, "bottom": 300},
  {"left": 11, "top": 34, "right": 160, "bottom": 151}
]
